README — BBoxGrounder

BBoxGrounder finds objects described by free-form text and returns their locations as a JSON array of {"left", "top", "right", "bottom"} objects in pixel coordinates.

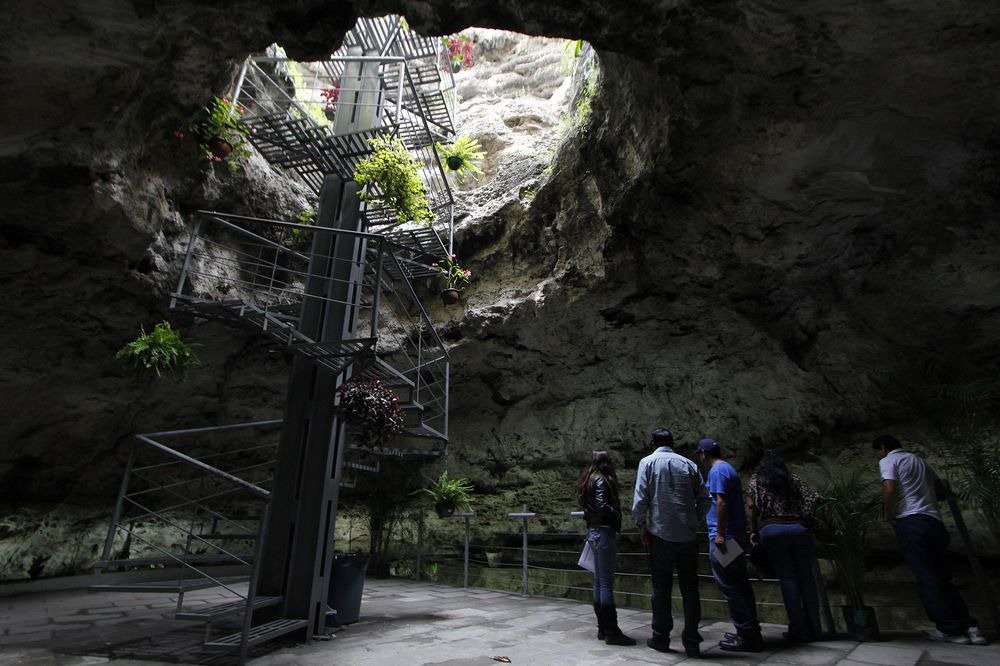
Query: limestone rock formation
[{"left": 0, "top": 1, "right": 998, "bottom": 552}]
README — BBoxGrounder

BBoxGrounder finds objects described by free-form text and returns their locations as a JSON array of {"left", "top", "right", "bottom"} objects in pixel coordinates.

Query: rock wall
[{"left": 1, "top": 1, "right": 998, "bottom": 521}]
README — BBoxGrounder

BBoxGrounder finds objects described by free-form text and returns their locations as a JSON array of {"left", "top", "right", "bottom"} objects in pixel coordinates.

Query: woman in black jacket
[{"left": 577, "top": 451, "right": 635, "bottom": 646}]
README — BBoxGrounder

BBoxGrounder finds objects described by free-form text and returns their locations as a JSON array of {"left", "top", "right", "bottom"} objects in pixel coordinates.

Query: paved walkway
[{"left": 1, "top": 578, "right": 997, "bottom": 665}]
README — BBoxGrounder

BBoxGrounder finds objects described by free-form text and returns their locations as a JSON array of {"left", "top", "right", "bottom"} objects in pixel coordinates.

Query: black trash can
[{"left": 327, "top": 552, "right": 369, "bottom": 625}]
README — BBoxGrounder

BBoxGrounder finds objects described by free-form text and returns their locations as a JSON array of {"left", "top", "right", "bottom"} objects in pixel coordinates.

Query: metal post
[
  {"left": 507, "top": 504, "right": 536, "bottom": 596},
  {"left": 415, "top": 511, "right": 424, "bottom": 581},
  {"left": 813, "top": 558, "right": 837, "bottom": 635},
  {"left": 459, "top": 512, "right": 475, "bottom": 588},
  {"left": 99, "top": 441, "right": 137, "bottom": 568}
]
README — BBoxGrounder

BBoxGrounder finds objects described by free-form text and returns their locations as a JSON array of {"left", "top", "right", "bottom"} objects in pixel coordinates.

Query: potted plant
[
  {"left": 320, "top": 84, "right": 340, "bottom": 120},
  {"left": 435, "top": 136, "right": 485, "bottom": 183},
  {"left": 353, "top": 136, "right": 434, "bottom": 225},
  {"left": 416, "top": 471, "right": 474, "bottom": 518},
  {"left": 441, "top": 34, "right": 475, "bottom": 72},
  {"left": 816, "top": 467, "right": 882, "bottom": 641},
  {"left": 432, "top": 255, "right": 471, "bottom": 305},
  {"left": 115, "top": 321, "right": 200, "bottom": 379},
  {"left": 179, "top": 96, "right": 254, "bottom": 173},
  {"left": 336, "top": 378, "right": 404, "bottom": 447}
]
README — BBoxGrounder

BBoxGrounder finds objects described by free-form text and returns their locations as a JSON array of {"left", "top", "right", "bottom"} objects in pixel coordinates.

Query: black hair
[
  {"left": 651, "top": 428, "right": 674, "bottom": 447},
  {"left": 872, "top": 434, "right": 902, "bottom": 451},
  {"left": 576, "top": 451, "right": 619, "bottom": 504},
  {"left": 756, "top": 449, "right": 794, "bottom": 501}
]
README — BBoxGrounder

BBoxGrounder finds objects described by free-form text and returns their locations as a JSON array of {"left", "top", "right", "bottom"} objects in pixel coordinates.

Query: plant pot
[
  {"left": 435, "top": 502, "right": 456, "bottom": 518},
  {"left": 841, "top": 606, "right": 880, "bottom": 642},
  {"left": 207, "top": 136, "right": 233, "bottom": 159},
  {"left": 441, "top": 288, "right": 461, "bottom": 305},
  {"left": 446, "top": 155, "right": 464, "bottom": 171},
  {"left": 324, "top": 106, "right": 337, "bottom": 121},
  {"left": 451, "top": 60, "right": 462, "bottom": 73}
]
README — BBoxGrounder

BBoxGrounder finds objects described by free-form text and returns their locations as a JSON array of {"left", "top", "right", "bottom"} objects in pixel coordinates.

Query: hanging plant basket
[
  {"left": 435, "top": 501, "right": 456, "bottom": 519},
  {"left": 207, "top": 136, "right": 233, "bottom": 159},
  {"left": 446, "top": 155, "right": 464, "bottom": 171},
  {"left": 441, "top": 288, "right": 461, "bottom": 305}
]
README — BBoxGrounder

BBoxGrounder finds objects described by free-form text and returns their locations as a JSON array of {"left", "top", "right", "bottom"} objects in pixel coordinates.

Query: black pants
[{"left": 649, "top": 535, "right": 701, "bottom": 647}]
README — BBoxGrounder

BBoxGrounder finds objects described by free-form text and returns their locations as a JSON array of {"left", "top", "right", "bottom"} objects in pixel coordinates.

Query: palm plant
[
  {"left": 435, "top": 136, "right": 485, "bottom": 183},
  {"left": 816, "top": 467, "right": 881, "bottom": 610},
  {"left": 415, "top": 471, "right": 474, "bottom": 517}
]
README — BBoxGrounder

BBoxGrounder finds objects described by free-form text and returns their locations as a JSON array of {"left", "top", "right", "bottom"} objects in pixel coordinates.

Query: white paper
[
  {"left": 578, "top": 540, "right": 596, "bottom": 572},
  {"left": 712, "top": 538, "right": 744, "bottom": 567}
]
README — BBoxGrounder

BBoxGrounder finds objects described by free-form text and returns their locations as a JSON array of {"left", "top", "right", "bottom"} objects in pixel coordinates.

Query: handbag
[{"left": 578, "top": 539, "right": 596, "bottom": 573}]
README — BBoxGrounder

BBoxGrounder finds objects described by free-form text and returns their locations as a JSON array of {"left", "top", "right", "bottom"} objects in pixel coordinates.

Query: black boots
[
  {"left": 592, "top": 603, "right": 605, "bottom": 640},
  {"left": 594, "top": 603, "right": 636, "bottom": 646}
]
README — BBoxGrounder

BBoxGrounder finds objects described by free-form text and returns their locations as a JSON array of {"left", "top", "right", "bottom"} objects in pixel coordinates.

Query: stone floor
[{"left": 1, "top": 578, "right": 997, "bottom": 665}]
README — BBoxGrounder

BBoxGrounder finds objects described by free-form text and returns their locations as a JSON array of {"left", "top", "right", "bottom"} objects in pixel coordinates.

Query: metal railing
[
  {"left": 170, "top": 211, "right": 451, "bottom": 444},
  {"left": 97, "top": 421, "right": 282, "bottom": 659},
  {"left": 231, "top": 18, "right": 456, "bottom": 248},
  {"left": 336, "top": 505, "right": 1000, "bottom": 634}
]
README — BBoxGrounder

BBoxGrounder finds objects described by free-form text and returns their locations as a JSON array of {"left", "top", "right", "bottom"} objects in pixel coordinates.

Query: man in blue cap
[{"left": 696, "top": 437, "right": 763, "bottom": 652}]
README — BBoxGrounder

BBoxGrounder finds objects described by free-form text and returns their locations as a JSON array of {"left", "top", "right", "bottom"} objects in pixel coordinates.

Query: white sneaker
[
  {"left": 924, "top": 628, "right": 971, "bottom": 644},
  {"left": 967, "top": 626, "right": 989, "bottom": 646}
]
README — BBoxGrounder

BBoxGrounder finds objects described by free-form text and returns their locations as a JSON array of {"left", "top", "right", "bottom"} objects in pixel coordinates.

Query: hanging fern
[{"left": 115, "top": 321, "right": 200, "bottom": 379}]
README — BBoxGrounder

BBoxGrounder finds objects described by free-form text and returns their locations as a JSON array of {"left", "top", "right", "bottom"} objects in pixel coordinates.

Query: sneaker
[
  {"left": 924, "top": 628, "right": 971, "bottom": 645},
  {"left": 967, "top": 626, "right": 989, "bottom": 646},
  {"left": 719, "top": 634, "right": 764, "bottom": 653}
]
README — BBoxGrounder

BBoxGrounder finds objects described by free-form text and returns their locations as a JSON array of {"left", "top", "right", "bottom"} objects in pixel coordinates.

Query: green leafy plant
[
  {"left": 115, "top": 321, "right": 200, "bottom": 379},
  {"left": 435, "top": 136, "right": 485, "bottom": 183},
  {"left": 337, "top": 378, "right": 404, "bottom": 447},
  {"left": 179, "top": 97, "right": 253, "bottom": 173},
  {"left": 949, "top": 433, "right": 1000, "bottom": 548},
  {"left": 353, "top": 136, "right": 433, "bottom": 225},
  {"left": 415, "top": 471, "right": 474, "bottom": 513},
  {"left": 288, "top": 209, "right": 315, "bottom": 250},
  {"left": 432, "top": 254, "right": 472, "bottom": 290},
  {"left": 815, "top": 467, "right": 881, "bottom": 609}
]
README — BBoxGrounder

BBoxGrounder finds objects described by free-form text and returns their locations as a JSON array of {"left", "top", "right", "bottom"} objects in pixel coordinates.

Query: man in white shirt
[{"left": 873, "top": 434, "right": 987, "bottom": 646}]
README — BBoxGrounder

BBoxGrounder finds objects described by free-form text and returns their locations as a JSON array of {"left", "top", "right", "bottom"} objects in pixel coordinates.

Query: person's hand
[
  {"left": 714, "top": 534, "right": 727, "bottom": 553},
  {"left": 641, "top": 530, "right": 653, "bottom": 546}
]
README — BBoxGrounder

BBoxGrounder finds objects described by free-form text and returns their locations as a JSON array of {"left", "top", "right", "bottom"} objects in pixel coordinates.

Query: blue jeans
[
  {"left": 893, "top": 514, "right": 976, "bottom": 635},
  {"left": 709, "top": 537, "right": 760, "bottom": 636},
  {"left": 588, "top": 527, "right": 617, "bottom": 606},
  {"left": 760, "top": 523, "right": 821, "bottom": 639},
  {"left": 649, "top": 536, "right": 702, "bottom": 647}
]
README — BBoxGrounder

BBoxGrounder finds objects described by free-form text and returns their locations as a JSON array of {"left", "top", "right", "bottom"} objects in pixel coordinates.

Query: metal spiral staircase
[{"left": 95, "top": 16, "right": 458, "bottom": 663}]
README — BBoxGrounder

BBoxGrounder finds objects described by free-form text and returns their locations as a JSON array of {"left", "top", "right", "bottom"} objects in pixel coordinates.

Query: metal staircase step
[
  {"left": 88, "top": 576, "right": 250, "bottom": 594},
  {"left": 358, "top": 357, "right": 415, "bottom": 388},
  {"left": 347, "top": 442, "right": 446, "bottom": 459},
  {"left": 344, "top": 460, "right": 380, "bottom": 474},
  {"left": 205, "top": 618, "right": 309, "bottom": 650},
  {"left": 286, "top": 337, "right": 375, "bottom": 375},
  {"left": 382, "top": 226, "right": 448, "bottom": 260},
  {"left": 383, "top": 58, "right": 443, "bottom": 89},
  {"left": 175, "top": 595, "right": 282, "bottom": 622}
]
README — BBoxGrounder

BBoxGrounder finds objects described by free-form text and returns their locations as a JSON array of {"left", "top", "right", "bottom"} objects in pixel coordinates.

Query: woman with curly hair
[
  {"left": 577, "top": 451, "right": 635, "bottom": 646},
  {"left": 746, "top": 450, "right": 824, "bottom": 643}
]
